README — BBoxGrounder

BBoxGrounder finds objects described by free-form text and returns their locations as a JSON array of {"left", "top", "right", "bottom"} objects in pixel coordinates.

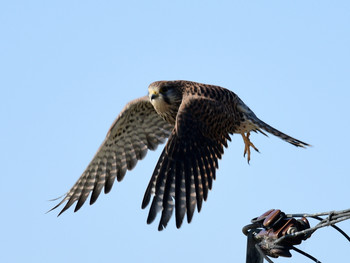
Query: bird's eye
[{"left": 160, "top": 86, "right": 169, "bottom": 93}]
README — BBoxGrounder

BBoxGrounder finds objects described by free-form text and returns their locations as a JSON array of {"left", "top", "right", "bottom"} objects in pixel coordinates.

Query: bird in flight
[{"left": 50, "top": 80, "right": 310, "bottom": 230}]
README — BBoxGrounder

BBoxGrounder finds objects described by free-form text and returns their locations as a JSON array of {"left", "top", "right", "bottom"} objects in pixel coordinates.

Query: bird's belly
[{"left": 233, "top": 120, "right": 258, "bottom": 134}]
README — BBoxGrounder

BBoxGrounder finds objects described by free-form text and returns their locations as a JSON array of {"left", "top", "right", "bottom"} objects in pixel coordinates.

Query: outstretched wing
[
  {"left": 50, "top": 96, "right": 173, "bottom": 215},
  {"left": 142, "top": 95, "right": 232, "bottom": 230}
]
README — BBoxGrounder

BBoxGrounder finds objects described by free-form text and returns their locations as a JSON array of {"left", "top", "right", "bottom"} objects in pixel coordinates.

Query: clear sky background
[{"left": 1, "top": 1, "right": 349, "bottom": 262}]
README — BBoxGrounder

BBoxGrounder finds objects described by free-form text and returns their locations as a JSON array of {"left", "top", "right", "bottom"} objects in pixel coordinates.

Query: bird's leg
[{"left": 241, "top": 132, "right": 259, "bottom": 163}]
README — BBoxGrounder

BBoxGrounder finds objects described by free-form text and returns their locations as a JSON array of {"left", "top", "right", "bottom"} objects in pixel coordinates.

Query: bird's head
[
  {"left": 148, "top": 81, "right": 182, "bottom": 106},
  {"left": 148, "top": 81, "right": 183, "bottom": 124}
]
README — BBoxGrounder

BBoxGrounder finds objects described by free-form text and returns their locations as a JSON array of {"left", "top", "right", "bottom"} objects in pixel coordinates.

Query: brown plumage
[{"left": 50, "top": 80, "right": 310, "bottom": 230}]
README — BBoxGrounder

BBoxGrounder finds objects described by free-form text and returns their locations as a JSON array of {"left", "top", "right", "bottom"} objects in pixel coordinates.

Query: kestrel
[{"left": 50, "top": 80, "right": 309, "bottom": 230}]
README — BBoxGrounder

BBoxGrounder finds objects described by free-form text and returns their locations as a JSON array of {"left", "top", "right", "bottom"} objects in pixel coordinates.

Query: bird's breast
[{"left": 151, "top": 100, "right": 177, "bottom": 125}]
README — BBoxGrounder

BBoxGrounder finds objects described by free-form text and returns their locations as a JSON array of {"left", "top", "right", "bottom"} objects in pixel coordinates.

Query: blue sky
[{"left": 1, "top": 1, "right": 350, "bottom": 262}]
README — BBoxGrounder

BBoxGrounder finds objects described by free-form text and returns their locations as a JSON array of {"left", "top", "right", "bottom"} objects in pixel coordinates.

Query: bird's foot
[{"left": 241, "top": 132, "right": 259, "bottom": 163}]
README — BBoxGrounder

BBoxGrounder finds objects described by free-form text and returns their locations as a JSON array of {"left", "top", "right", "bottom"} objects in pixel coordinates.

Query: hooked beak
[{"left": 150, "top": 92, "right": 159, "bottom": 101}]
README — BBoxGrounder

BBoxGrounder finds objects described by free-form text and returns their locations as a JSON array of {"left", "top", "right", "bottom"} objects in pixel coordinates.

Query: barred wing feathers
[
  {"left": 50, "top": 96, "right": 173, "bottom": 215},
  {"left": 142, "top": 96, "right": 232, "bottom": 230}
]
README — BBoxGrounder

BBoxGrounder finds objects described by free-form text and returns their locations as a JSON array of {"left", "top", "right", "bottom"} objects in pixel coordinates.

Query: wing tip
[
  {"left": 291, "top": 140, "right": 312, "bottom": 148},
  {"left": 141, "top": 193, "right": 151, "bottom": 210},
  {"left": 46, "top": 196, "right": 67, "bottom": 216},
  {"left": 176, "top": 218, "right": 183, "bottom": 229},
  {"left": 158, "top": 222, "right": 166, "bottom": 231}
]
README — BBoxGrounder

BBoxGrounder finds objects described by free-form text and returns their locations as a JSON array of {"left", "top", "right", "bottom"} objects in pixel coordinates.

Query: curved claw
[{"left": 241, "top": 132, "right": 259, "bottom": 163}]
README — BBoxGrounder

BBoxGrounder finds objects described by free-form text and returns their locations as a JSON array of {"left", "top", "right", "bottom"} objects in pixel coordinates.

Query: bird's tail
[{"left": 251, "top": 118, "right": 310, "bottom": 148}]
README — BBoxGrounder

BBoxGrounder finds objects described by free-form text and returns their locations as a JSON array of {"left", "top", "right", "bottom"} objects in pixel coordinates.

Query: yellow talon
[{"left": 241, "top": 132, "right": 259, "bottom": 163}]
